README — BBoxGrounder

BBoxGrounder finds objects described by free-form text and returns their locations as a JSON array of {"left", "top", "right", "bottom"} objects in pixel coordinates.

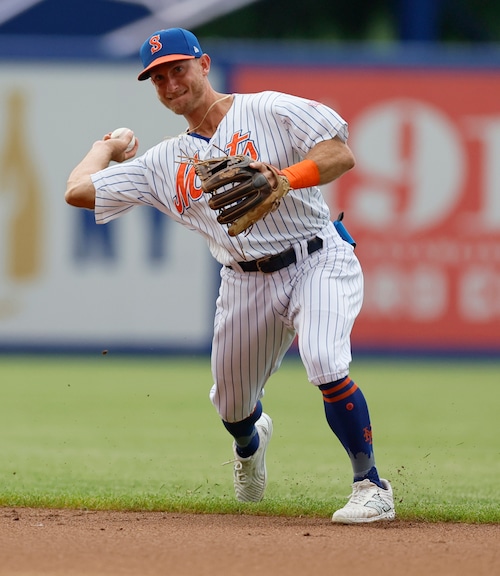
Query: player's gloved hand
[{"left": 189, "top": 155, "right": 291, "bottom": 236}]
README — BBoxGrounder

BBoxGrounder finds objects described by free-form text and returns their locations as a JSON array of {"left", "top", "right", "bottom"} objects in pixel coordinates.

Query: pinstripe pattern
[
  {"left": 210, "top": 225, "right": 363, "bottom": 421},
  {"left": 91, "top": 90, "right": 361, "bottom": 423},
  {"left": 93, "top": 91, "right": 347, "bottom": 266}
]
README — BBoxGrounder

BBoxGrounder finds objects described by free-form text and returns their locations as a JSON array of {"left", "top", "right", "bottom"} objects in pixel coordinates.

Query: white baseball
[{"left": 110, "top": 127, "right": 136, "bottom": 152}]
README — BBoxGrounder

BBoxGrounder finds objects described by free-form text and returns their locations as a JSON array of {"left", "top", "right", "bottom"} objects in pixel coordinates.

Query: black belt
[{"left": 228, "top": 236, "right": 323, "bottom": 274}]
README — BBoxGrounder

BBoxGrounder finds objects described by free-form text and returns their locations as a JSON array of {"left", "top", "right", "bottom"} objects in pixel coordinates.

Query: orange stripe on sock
[
  {"left": 321, "top": 377, "right": 358, "bottom": 403},
  {"left": 323, "top": 383, "right": 358, "bottom": 403},
  {"left": 321, "top": 377, "right": 352, "bottom": 396}
]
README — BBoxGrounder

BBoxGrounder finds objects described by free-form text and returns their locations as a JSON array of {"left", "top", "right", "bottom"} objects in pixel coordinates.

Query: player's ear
[{"left": 200, "top": 54, "right": 211, "bottom": 75}]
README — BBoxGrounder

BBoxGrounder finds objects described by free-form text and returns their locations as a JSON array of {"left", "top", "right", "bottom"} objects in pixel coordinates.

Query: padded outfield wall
[{"left": 0, "top": 40, "right": 499, "bottom": 356}]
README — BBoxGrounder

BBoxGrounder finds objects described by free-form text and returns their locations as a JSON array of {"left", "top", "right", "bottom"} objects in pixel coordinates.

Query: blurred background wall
[{"left": 0, "top": 0, "right": 499, "bottom": 356}]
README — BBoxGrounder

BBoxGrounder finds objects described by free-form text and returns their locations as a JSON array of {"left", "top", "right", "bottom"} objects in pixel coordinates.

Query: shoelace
[
  {"left": 222, "top": 458, "right": 249, "bottom": 483},
  {"left": 347, "top": 484, "right": 372, "bottom": 505},
  {"left": 233, "top": 461, "right": 248, "bottom": 483}
]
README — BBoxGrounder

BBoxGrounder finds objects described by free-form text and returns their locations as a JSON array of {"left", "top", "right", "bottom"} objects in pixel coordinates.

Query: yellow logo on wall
[{"left": 0, "top": 90, "right": 42, "bottom": 318}]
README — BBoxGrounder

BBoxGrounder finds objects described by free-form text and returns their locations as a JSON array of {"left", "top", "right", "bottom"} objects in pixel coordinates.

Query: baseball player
[{"left": 66, "top": 27, "right": 395, "bottom": 523}]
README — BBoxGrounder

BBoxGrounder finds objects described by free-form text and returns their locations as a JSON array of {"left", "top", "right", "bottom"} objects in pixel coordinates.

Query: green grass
[{"left": 0, "top": 355, "right": 499, "bottom": 523}]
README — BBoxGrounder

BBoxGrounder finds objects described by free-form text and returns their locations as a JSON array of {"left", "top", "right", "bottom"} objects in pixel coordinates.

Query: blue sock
[
  {"left": 222, "top": 400, "right": 262, "bottom": 458},
  {"left": 319, "top": 377, "right": 383, "bottom": 488}
]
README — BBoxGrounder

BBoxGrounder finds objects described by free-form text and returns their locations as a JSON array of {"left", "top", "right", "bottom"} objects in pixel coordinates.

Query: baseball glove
[{"left": 192, "top": 155, "right": 291, "bottom": 236}]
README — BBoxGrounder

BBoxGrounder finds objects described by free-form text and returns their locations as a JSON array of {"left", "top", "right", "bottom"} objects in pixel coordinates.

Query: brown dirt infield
[{"left": 1, "top": 508, "right": 498, "bottom": 576}]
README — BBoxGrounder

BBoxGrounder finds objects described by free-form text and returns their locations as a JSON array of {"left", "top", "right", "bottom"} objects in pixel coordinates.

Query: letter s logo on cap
[{"left": 149, "top": 35, "right": 162, "bottom": 55}]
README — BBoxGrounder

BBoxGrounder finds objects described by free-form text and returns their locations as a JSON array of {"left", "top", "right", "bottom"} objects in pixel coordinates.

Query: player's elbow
[
  {"left": 65, "top": 179, "right": 96, "bottom": 210},
  {"left": 343, "top": 147, "right": 356, "bottom": 173}
]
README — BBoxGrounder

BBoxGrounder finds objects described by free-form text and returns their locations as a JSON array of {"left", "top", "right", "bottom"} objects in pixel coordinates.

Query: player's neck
[{"left": 186, "top": 93, "right": 233, "bottom": 137}]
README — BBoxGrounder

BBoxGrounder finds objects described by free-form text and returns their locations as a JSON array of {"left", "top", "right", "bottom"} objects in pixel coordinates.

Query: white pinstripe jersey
[{"left": 92, "top": 90, "right": 348, "bottom": 266}]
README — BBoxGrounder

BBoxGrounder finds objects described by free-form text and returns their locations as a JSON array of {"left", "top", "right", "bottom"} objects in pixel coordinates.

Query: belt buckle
[{"left": 255, "top": 255, "right": 274, "bottom": 272}]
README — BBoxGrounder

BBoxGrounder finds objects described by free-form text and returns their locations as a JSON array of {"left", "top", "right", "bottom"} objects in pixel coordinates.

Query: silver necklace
[{"left": 185, "top": 94, "right": 233, "bottom": 135}]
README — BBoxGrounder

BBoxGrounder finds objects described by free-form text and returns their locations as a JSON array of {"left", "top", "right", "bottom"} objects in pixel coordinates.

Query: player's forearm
[
  {"left": 65, "top": 141, "right": 113, "bottom": 209},
  {"left": 279, "top": 137, "right": 355, "bottom": 190},
  {"left": 304, "top": 137, "right": 355, "bottom": 185}
]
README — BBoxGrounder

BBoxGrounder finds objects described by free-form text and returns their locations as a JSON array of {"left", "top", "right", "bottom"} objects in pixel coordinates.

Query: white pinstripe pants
[{"left": 209, "top": 227, "right": 364, "bottom": 423}]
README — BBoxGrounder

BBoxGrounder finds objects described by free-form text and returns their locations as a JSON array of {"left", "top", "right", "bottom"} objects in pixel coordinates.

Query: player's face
[{"left": 149, "top": 57, "right": 209, "bottom": 116}]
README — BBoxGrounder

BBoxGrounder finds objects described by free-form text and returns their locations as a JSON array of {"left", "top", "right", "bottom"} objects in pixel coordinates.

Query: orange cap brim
[{"left": 138, "top": 54, "right": 196, "bottom": 81}]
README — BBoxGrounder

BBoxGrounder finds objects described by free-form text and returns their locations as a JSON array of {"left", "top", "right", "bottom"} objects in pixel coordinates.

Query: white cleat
[
  {"left": 332, "top": 478, "right": 396, "bottom": 524},
  {"left": 232, "top": 413, "right": 273, "bottom": 502}
]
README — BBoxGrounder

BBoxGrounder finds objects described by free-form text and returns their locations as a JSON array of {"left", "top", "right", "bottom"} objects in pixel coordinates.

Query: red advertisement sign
[{"left": 233, "top": 67, "right": 500, "bottom": 352}]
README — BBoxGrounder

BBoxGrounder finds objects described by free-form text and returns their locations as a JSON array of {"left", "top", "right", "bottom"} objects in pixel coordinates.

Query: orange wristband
[{"left": 280, "top": 159, "right": 321, "bottom": 189}]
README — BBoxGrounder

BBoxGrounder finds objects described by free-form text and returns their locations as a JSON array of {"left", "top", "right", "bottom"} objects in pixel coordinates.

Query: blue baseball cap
[{"left": 138, "top": 28, "right": 203, "bottom": 81}]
